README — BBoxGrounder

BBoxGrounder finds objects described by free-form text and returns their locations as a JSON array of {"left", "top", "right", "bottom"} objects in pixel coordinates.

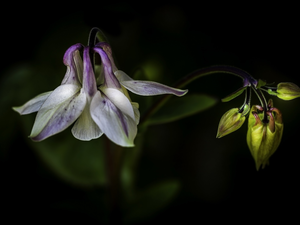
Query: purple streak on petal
[
  {"left": 83, "top": 47, "right": 97, "bottom": 97},
  {"left": 61, "top": 43, "right": 84, "bottom": 85},
  {"left": 31, "top": 91, "right": 86, "bottom": 141},
  {"left": 120, "top": 80, "right": 188, "bottom": 96},
  {"left": 95, "top": 42, "right": 118, "bottom": 72},
  {"left": 104, "top": 96, "right": 129, "bottom": 137},
  {"left": 91, "top": 92, "right": 137, "bottom": 146},
  {"left": 93, "top": 47, "right": 121, "bottom": 89}
]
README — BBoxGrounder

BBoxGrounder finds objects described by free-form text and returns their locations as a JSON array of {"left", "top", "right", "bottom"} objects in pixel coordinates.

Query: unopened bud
[
  {"left": 277, "top": 82, "right": 300, "bottom": 100},
  {"left": 216, "top": 108, "right": 246, "bottom": 138},
  {"left": 246, "top": 103, "right": 283, "bottom": 170}
]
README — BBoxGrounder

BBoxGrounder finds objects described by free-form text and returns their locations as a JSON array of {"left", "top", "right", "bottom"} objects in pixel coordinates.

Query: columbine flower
[
  {"left": 13, "top": 41, "right": 187, "bottom": 147},
  {"left": 246, "top": 100, "right": 283, "bottom": 170}
]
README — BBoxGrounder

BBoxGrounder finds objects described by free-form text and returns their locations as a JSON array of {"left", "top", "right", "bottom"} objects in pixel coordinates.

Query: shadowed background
[{"left": 1, "top": 2, "right": 299, "bottom": 224}]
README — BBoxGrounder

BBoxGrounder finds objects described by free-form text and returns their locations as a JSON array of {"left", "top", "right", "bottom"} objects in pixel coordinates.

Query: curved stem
[
  {"left": 239, "top": 87, "right": 251, "bottom": 114},
  {"left": 87, "top": 28, "right": 100, "bottom": 72},
  {"left": 140, "top": 65, "right": 257, "bottom": 125},
  {"left": 174, "top": 65, "right": 257, "bottom": 88},
  {"left": 88, "top": 27, "right": 101, "bottom": 47},
  {"left": 251, "top": 85, "right": 269, "bottom": 123}
]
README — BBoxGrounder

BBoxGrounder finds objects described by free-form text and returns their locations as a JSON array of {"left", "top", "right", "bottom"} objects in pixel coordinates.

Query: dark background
[{"left": 1, "top": 2, "right": 300, "bottom": 224}]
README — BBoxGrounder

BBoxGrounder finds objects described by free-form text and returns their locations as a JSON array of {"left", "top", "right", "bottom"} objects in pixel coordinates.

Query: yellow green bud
[
  {"left": 277, "top": 82, "right": 300, "bottom": 100},
  {"left": 246, "top": 102, "right": 283, "bottom": 170},
  {"left": 216, "top": 108, "right": 246, "bottom": 138}
]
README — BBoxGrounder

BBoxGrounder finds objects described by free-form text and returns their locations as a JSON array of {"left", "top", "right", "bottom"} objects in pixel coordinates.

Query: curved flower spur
[{"left": 13, "top": 28, "right": 188, "bottom": 147}]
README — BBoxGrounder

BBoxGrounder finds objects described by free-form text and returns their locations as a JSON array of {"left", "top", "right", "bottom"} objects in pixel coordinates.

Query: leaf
[
  {"left": 221, "top": 86, "right": 247, "bottom": 102},
  {"left": 123, "top": 180, "right": 180, "bottom": 224},
  {"left": 256, "top": 79, "right": 267, "bottom": 88},
  {"left": 28, "top": 132, "right": 107, "bottom": 187},
  {"left": 148, "top": 94, "right": 217, "bottom": 125}
]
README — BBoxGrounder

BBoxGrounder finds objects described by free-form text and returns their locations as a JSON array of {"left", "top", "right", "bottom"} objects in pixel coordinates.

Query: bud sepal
[
  {"left": 246, "top": 101, "right": 283, "bottom": 170},
  {"left": 277, "top": 82, "right": 300, "bottom": 100},
  {"left": 216, "top": 108, "right": 246, "bottom": 138}
]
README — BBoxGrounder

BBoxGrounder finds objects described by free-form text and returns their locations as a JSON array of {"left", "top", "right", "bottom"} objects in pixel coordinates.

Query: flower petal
[
  {"left": 61, "top": 43, "right": 83, "bottom": 86},
  {"left": 82, "top": 47, "right": 97, "bottom": 98},
  {"left": 114, "top": 70, "right": 133, "bottom": 82},
  {"left": 71, "top": 102, "right": 103, "bottom": 141},
  {"left": 93, "top": 47, "right": 122, "bottom": 90},
  {"left": 115, "top": 70, "right": 188, "bottom": 96},
  {"left": 29, "top": 84, "right": 86, "bottom": 141},
  {"left": 90, "top": 92, "right": 137, "bottom": 147},
  {"left": 13, "top": 91, "right": 52, "bottom": 115},
  {"left": 100, "top": 87, "right": 135, "bottom": 120},
  {"left": 96, "top": 42, "right": 118, "bottom": 72}
]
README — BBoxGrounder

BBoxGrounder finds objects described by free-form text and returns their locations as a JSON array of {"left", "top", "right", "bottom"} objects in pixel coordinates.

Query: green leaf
[
  {"left": 257, "top": 79, "right": 267, "bottom": 88},
  {"left": 27, "top": 132, "right": 107, "bottom": 187},
  {"left": 123, "top": 180, "right": 180, "bottom": 224},
  {"left": 221, "top": 86, "right": 246, "bottom": 102},
  {"left": 148, "top": 94, "right": 217, "bottom": 125}
]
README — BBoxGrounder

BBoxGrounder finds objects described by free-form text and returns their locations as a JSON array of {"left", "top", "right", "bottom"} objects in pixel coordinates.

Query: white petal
[
  {"left": 115, "top": 70, "right": 188, "bottom": 96},
  {"left": 71, "top": 102, "right": 103, "bottom": 141},
  {"left": 13, "top": 91, "right": 52, "bottom": 115},
  {"left": 100, "top": 87, "right": 135, "bottom": 120},
  {"left": 121, "top": 80, "right": 188, "bottom": 96},
  {"left": 30, "top": 84, "right": 86, "bottom": 141},
  {"left": 90, "top": 92, "right": 137, "bottom": 147},
  {"left": 114, "top": 70, "right": 133, "bottom": 82},
  {"left": 74, "top": 50, "right": 84, "bottom": 84}
]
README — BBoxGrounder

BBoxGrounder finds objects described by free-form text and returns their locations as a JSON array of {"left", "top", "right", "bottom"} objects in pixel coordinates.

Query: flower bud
[
  {"left": 246, "top": 103, "right": 283, "bottom": 170},
  {"left": 277, "top": 82, "right": 300, "bottom": 100},
  {"left": 216, "top": 108, "right": 246, "bottom": 138}
]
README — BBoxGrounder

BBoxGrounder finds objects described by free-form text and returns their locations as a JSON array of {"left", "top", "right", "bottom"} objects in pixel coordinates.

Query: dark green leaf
[
  {"left": 28, "top": 135, "right": 107, "bottom": 187},
  {"left": 221, "top": 86, "right": 246, "bottom": 102},
  {"left": 123, "top": 180, "right": 180, "bottom": 224},
  {"left": 257, "top": 79, "right": 267, "bottom": 88},
  {"left": 148, "top": 94, "right": 217, "bottom": 125}
]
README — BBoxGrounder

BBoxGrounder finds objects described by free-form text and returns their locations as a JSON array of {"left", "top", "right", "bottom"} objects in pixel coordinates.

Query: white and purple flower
[{"left": 13, "top": 42, "right": 187, "bottom": 147}]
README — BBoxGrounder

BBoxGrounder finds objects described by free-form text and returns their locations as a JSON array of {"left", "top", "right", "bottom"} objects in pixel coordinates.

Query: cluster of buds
[{"left": 216, "top": 67, "right": 300, "bottom": 170}]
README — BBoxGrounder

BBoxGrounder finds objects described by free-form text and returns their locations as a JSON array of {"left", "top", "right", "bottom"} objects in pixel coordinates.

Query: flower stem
[
  {"left": 238, "top": 87, "right": 251, "bottom": 114},
  {"left": 104, "top": 137, "right": 123, "bottom": 224},
  {"left": 174, "top": 65, "right": 257, "bottom": 88},
  {"left": 140, "top": 65, "right": 257, "bottom": 125},
  {"left": 88, "top": 27, "right": 101, "bottom": 47},
  {"left": 251, "top": 85, "right": 269, "bottom": 123}
]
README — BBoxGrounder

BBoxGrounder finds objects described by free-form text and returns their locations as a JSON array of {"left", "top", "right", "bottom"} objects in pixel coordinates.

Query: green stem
[
  {"left": 251, "top": 85, "right": 269, "bottom": 123},
  {"left": 140, "top": 65, "right": 257, "bottom": 125},
  {"left": 238, "top": 87, "right": 251, "bottom": 114},
  {"left": 104, "top": 137, "right": 123, "bottom": 224}
]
